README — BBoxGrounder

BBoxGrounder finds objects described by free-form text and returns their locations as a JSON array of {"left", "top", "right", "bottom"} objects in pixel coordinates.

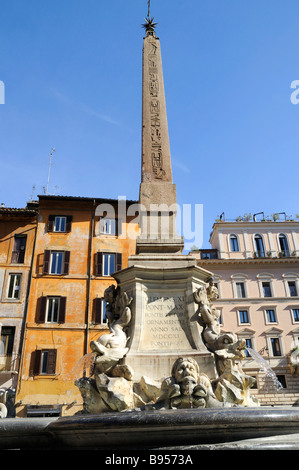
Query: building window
[
  {"left": 47, "top": 215, "right": 72, "bottom": 233},
  {"left": 212, "top": 282, "right": 221, "bottom": 299},
  {"left": 254, "top": 234, "right": 265, "bottom": 258},
  {"left": 36, "top": 296, "right": 66, "bottom": 323},
  {"left": 46, "top": 297, "right": 61, "bottom": 323},
  {"left": 93, "top": 298, "right": 108, "bottom": 324},
  {"left": 0, "top": 327, "right": 15, "bottom": 371},
  {"left": 95, "top": 252, "right": 122, "bottom": 277},
  {"left": 99, "top": 218, "right": 118, "bottom": 236},
  {"left": 54, "top": 216, "right": 66, "bottom": 232},
  {"left": 270, "top": 337, "right": 282, "bottom": 356},
  {"left": 200, "top": 250, "right": 218, "bottom": 259},
  {"left": 292, "top": 309, "right": 299, "bottom": 322},
  {"left": 244, "top": 338, "right": 253, "bottom": 357},
  {"left": 43, "top": 250, "right": 70, "bottom": 275},
  {"left": 32, "top": 349, "right": 57, "bottom": 375},
  {"left": 7, "top": 273, "right": 22, "bottom": 299},
  {"left": 288, "top": 281, "right": 298, "bottom": 297},
  {"left": 266, "top": 309, "right": 277, "bottom": 323},
  {"left": 103, "top": 253, "right": 116, "bottom": 276},
  {"left": 276, "top": 375, "right": 287, "bottom": 388},
  {"left": 229, "top": 235, "right": 239, "bottom": 252},
  {"left": 50, "top": 251, "right": 64, "bottom": 274},
  {"left": 11, "top": 235, "right": 27, "bottom": 264},
  {"left": 236, "top": 282, "right": 246, "bottom": 298},
  {"left": 262, "top": 282, "right": 272, "bottom": 297},
  {"left": 238, "top": 310, "right": 250, "bottom": 324},
  {"left": 278, "top": 234, "right": 290, "bottom": 257}
]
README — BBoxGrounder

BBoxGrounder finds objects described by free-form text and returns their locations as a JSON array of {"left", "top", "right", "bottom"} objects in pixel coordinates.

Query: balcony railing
[
  {"left": 254, "top": 250, "right": 293, "bottom": 259},
  {"left": 11, "top": 250, "right": 25, "bottom": 264},
  {"left": 198, "top": 249, "right": 218, "bottom": 260},
  {"left": 0, "top": 354, "right": 20, "bottom": 372}
]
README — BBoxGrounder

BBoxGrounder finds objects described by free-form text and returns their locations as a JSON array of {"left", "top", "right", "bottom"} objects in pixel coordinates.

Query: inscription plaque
[{"left": 139, "top": 291, "right": 192, "bottom": 351}]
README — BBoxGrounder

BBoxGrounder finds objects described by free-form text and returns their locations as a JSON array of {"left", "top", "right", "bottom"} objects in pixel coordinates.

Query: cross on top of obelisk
[{"left": 142, "top": 0, "right": 157, "bottom": 36}]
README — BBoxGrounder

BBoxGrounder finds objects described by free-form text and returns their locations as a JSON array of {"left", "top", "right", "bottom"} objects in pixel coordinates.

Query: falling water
[
  {"left": 187, "top": 382, "right": 193, "bottom": 408},
  {"left": 246, "top": 348, "right": 283, "bottom": 392},
  {"left": 68, "top": 352, "right": 96, "bottom": 379}
]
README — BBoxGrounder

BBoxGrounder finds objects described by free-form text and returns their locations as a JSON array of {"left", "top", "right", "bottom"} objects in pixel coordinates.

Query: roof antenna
[{"left": 46, "top": 148, "right": 55, "bottom": 195}]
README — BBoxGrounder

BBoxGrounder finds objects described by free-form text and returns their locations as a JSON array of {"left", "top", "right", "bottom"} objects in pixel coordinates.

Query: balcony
[
  {"left": 11, "top": 251, "right": 25, "bottom": 264},
  {"left": 197, "top": 249, "right": 218, "bottom": 260},
  {"left": 0, "top": 354, "right": 20, "bottom": 373},
  {"left": 254, "top": 250, "right": 294, "bottom": 259}
]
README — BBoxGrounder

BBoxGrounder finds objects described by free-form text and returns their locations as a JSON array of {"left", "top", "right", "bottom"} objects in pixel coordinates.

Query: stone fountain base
[{"left": 1, "top": 407, "right": 299, "bottom": 450}]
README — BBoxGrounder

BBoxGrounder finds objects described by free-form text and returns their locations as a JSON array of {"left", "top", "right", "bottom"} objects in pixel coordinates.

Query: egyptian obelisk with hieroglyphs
[
  {"left": 114, "top": 14, "right": 215, "bottom": 381},
  {"left": 137, "top": 17, "right": 184, "bottom": 254}
]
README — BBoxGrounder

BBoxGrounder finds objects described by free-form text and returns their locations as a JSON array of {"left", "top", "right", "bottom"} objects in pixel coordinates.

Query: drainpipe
[
  {"left": 17, "top": 215, "right": 38, "bottom": 396},
  {"left": 85, "top": 200, "right": 95, "bottom": 360}
]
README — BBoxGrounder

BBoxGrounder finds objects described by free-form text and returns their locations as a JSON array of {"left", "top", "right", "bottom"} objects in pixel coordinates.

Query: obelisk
[
  {"left": 137, "top": 17, "right": 184, "bottom": 254},
  {"left": 114, "top": 14, "right": 216, "bottom": 382}
]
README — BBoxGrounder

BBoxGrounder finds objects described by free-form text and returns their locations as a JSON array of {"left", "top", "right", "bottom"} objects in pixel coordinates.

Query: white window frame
[
  {"left": 102, "top": 253, "right": 116, "bottom": 276},
  {"left": 237, "top": 308, "right": 251, "bottom": 325},
  {"left": 277, "top": 233, "right": 290, "bottom": 257},
  {"left": 265, "top": 328, "right": 284, "bottom": 357},
  {"left": 7, "top": 273, "right": 22, "bottom": 300},
  {"left": 288, "top": 281, "right": 298, "bottom": 297},
  {"left": 264, "top": 307, "right": 278, "bottom": 325},
  {"left": 290, "top": 307, "right": 299, "bottom": 324},
  {"left": 282, "top": 273, "right": 299, "bottom": 298},
  {"left": 54, "top": 216, "right": 67, "bottom": 232},
  {"left": 40, "top": 350, "right": 49, "bottom": 374},
  {"left": 269, "top": 337, "right": 283, "bottom": 357},
  {"left": 50, "top": 251, "right": 64, "bottom": 275},
  {"left": 99, "top": 218, "right": 116, "bottom": 235},
  {"left": 237, "top": 328, "right": 256, "bottom": 357},
  {"left": 101, "top": 299, "right": 108, "bottom": 324},
  {"left": 46, "top": 297, "right": 61, "bottom": 323},
  {"left": 211, "top": 275, "right": 222, "bottom": 299},
  {"left": 254, "top": 233, "right": 266, "bottom": 258},
  {"left": 257, "top": 273, "right": 274, "bottom": 298},
  {"left": 229, "top": 234, "right": 239, "bottom": 252},
  {"left": 262, "top": 281, "right": 273, "bottom": 298},
  {"left": 291, "top": 329, "right": 299, "bottom": 348},
  {"left": 231, "top": 274, "right": 248, "bottom": 299}
]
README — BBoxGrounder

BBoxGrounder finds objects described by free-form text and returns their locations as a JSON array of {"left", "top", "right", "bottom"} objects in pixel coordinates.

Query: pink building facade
[{"left": 192, "top": 218, "right": 299, "bottom": 406}]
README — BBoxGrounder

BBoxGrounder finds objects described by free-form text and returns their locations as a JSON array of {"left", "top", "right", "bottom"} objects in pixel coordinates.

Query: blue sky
[{"left": 1, "top": 0, "right": 299, "bottom": 247}]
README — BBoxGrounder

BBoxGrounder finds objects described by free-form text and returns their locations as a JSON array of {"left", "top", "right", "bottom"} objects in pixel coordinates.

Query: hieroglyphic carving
[{"left": 148, "top": 39, "right": 165, "bottom": 180}]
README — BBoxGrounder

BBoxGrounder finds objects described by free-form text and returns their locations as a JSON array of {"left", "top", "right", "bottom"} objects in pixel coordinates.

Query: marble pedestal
[{"left": 113, "top": 254, "right": 216, "bottom": 381}]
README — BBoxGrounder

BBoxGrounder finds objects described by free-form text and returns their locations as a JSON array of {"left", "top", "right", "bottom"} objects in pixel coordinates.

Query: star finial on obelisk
[{"left": 142, "top": 1, "right": 157, "bottom": 36}]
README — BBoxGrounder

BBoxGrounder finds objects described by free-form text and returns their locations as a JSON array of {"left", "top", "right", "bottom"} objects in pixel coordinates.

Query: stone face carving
[{"left": 150, "top": 357, "right": 225, "bottom": 410}]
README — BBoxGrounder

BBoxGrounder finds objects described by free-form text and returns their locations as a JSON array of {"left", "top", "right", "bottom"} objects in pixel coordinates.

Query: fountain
[
  {"left": 1, "top": 8, "right": 299, "bottom": 452},
  {"left": 247, "top": 348, "right": 284, "bottom": 392}
]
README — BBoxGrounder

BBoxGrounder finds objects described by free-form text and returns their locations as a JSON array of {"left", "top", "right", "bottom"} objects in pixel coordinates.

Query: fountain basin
[{"left": 1, "top": 407, "right": 299, "bottom": 450}]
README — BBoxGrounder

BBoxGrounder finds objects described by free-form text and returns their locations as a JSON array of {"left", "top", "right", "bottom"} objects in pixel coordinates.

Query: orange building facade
[
  {"left": 0, "top": 203, "right": 38, "bottom": 413},
  {"left": 15, "top": 195, "right": 138, "bottom": 417}
]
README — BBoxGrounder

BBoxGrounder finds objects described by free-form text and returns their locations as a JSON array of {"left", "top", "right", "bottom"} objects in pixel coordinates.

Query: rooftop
[{"left": 214, "top": 212, "right": 299, "bottom": 223}]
